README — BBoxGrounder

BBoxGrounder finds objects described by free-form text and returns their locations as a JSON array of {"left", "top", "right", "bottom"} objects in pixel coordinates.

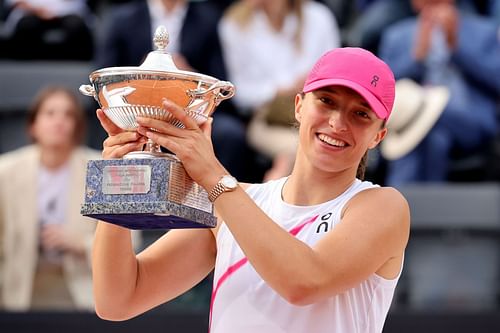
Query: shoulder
[
  {"left": 0, "top": 146, "right": 37, "bottom": 172},
  {"left": 301, "top": 1, "right": 339, "bottom": 40},
  {"left": 344, "top": 186, "right": 410, "bottom": 236},
  {"left": 219, "top": 8, "right": 241, "bottom": 35},
  {"left": 302, "top": 0, "right": 338, "bottom": 27},
  {"left": 79, "top": 146, "right": 102, "bottom": 160},
  {"left": 348, "top": 186, "right": 409, "bottom": 215},
  {"left": 303, "top": 1, "right": 335, "bottom": 19},
  {"left": 71, "top": 146, "right": 101, "bottom": 164}
]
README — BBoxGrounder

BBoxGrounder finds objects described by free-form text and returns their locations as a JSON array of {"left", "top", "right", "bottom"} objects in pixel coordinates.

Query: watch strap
[{"left": 208, "top": 181, "right": 227, "bottom": 202}]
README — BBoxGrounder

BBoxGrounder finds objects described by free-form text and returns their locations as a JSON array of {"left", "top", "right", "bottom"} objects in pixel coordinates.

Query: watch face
[{"left": 222, "top": 175, "right": 238, "bottom": 189}]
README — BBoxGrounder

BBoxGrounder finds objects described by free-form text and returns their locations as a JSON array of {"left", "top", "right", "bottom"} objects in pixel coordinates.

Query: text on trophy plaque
[{"left": 102, "top": 165, "right": 152, "bottom": 194}]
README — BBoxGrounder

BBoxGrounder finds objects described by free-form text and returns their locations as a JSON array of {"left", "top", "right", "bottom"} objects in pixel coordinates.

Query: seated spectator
[
  {"left": 0, "top": 86, "right": 100, "bottom": 311},
  {"left": 378, "top": 0, "right": 500, "bottom": 186},
  {"left": 95, "top": 0, "right": 254, "bottom": 182},
  {"left": 345, "top": 0, "right": 479, "bottom": 54},
  {"left": 219, "top": 0, "right": 340, "bottom": 180},
  {"left": 345, "top": 0, "right": 414, "bottom": 53},
  {"left": 0, "top": 0, "right": 94, "bottom": 60}
]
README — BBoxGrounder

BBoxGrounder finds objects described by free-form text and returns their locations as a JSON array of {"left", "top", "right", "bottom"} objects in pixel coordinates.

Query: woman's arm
[
  {"left": 91, "top": 110, "right": 217, "bottom": 320},
  {"left": 93, "top": 223, "right": 216, "bottom": 320},
  {"left": 212, "top": 186, "right": 409, "bottom": 305}
]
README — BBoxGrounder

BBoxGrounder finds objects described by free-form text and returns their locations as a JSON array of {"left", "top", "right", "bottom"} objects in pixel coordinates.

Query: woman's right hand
[{"left": 96, "top": 109, "right": 148, "bottom": 159}]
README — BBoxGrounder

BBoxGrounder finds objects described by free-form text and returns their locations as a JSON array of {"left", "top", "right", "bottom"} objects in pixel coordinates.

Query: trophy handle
[
  {"left": 187, "top": 81, "right": 235, "bottom": 106},
  {"left": 79, "top": 84, "right": 97, "bottom": 101},
  {"left": 213, "top": 81, "right": 235, "bottom": 105}
]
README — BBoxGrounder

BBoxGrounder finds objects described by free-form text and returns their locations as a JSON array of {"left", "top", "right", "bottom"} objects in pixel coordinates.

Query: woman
[
  {"left": 0, "top": 86, "right": 99, "bottom": 310},
  {"left": 219, "top": 0, "right": 340, "bottom": 180},
  {"left": 92, "top": 48, "right": 410, "bottom": 332}
]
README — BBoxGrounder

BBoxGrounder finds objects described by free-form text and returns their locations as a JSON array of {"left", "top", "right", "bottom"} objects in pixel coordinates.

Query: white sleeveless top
[{"left": 210, "top": 178, "right": 401, "bottom": 333}]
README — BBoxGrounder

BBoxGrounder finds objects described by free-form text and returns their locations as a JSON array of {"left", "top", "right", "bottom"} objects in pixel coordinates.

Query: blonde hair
[{"left": 225, "top": 0, "right": 304, "bottom": 50}]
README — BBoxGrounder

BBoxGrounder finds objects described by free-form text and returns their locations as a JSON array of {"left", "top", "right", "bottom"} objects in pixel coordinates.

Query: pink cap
[{"left": 303, "top": 47, "right": 395, "bottom": 120}]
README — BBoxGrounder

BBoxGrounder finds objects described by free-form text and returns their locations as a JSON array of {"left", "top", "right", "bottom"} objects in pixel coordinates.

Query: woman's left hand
[{"left": 136, "top": 99, "right": 226, "bottom": 191}]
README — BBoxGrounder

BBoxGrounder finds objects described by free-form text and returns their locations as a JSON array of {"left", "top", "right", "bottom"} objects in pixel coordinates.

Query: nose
[{"left": 328, "top": 110, "right": 347, "bottom": 132}]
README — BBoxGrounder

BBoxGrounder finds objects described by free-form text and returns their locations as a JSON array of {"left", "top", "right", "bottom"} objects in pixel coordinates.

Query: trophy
[{"left": 79, "top": 26, "right": 235, "bottom": 229}]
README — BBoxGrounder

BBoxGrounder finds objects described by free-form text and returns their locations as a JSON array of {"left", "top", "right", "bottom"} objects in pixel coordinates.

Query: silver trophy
[{"left": 79, "top": 26, "right": 235, "bottom": 229}]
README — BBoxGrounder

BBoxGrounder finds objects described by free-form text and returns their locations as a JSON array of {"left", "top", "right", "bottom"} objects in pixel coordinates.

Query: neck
[
  {"left": 161, "top": 0, "right": 182, "bottom": 13},
  {"left": 39, "top": 145, "right": 72, "bottom": 170},
  {"left": 282, "top": 150, "right": 358, "bottom": 206},
  {"left": 263, "top": 1, "right": 290, "bottom": 32}
]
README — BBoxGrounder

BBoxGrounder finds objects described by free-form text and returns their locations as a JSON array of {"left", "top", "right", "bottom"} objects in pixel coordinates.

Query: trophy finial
[{"left": 153, "top": 26, "right": 169, "bottom": 51}]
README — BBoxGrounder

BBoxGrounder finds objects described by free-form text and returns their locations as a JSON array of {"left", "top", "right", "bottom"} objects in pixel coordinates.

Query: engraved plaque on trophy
[{"left": 79, "top": 26, "right": 235, "bottom": 229}]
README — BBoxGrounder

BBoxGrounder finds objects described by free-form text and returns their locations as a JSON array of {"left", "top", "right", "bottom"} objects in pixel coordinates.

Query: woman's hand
[
  {"left": 430, "top": 2, "right": 458, "bottom": 50},
  {"left": 414, "top": 2, "right": 458, "bottom": 60},
  {"left": 96, "top": 109, "right": 147, "bottom": 159},
  {"left": 414, "top": 9, "right": 433, "bottom": 61},
  {"left": 136, "top": 99, "right": 226, "bottom": 191}
]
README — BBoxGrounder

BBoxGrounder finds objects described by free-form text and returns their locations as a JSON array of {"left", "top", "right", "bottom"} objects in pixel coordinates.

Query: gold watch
[{"left": 208, "top": 175, "right": 238, "bottom": 202}]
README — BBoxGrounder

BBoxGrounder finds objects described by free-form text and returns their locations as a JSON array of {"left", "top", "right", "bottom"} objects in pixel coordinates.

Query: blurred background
[{"left": 0, "top": 0, "right": 499, "bottom": 332}]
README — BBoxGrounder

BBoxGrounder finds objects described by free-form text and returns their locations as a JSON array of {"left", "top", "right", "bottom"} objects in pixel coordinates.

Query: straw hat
[{"left": 381, "top": 79, "right": 450, "bottom": 160}]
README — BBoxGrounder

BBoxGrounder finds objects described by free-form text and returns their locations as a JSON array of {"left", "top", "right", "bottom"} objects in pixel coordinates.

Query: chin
[{"left": 43, "top": 140, "right": 74, "bottom": 150}]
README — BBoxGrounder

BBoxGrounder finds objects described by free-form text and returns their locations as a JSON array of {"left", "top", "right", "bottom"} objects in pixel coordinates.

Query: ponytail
[{"left": 356, "top": 151, "right": 368, "bottom": 180}]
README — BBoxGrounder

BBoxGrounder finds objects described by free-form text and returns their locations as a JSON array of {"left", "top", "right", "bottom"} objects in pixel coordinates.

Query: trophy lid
[
  {"left": 89, "top": 25, "right": 216, "bottom": 83},
  {"left": 139, "top": 26, "right": 178, "bottom": 72},
  {"left": 80, "top": 25, "right": 235, "bottom": 134}
]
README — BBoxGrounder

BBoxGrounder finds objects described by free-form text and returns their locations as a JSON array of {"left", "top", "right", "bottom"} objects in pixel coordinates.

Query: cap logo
[{"left": 371, "top": 75, "right": 379, "bottom": 87}]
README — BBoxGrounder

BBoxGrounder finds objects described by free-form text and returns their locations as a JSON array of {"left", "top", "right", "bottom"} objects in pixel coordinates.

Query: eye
[
  {"left": 319, "top": 96, "right": 335, "bottom": 106},
  {"left": 355, "top": 110, "right": 370, "bottom": 119}
]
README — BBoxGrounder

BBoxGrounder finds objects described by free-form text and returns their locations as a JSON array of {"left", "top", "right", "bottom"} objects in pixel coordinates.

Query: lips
[{"left": 317, "top": 133, "right": 348, "bottom": 148}]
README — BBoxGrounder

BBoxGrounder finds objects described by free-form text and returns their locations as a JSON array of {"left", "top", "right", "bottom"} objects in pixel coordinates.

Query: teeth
[{"left": 318, "top": 134, "right": 346, "bottom": 147}]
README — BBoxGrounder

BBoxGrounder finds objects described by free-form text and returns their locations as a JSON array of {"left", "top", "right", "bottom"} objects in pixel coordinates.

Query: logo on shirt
[{"left": 316, "top": 212, "right": 333, "bottom": 233}]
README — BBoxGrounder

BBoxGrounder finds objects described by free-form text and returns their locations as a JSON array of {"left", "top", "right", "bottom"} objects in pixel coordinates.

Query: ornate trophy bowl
[{"left": 79, "top": 26, "right": 235, "bottom": 229}]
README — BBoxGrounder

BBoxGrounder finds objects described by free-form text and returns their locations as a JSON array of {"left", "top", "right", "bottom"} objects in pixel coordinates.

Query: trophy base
[
  {"left": 81, "top": 202, "right": 216, "bottom": 230},
  {"left": 81, "top": 157, "right": 216, "bottom": 230}
]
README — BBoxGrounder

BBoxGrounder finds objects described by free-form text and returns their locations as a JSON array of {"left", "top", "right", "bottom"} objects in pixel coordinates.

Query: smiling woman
[{"left": 91, "top": 47, "right": 410, "bottom": 333}]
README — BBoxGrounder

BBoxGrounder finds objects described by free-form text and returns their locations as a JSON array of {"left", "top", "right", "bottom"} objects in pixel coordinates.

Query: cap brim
[
  {"left": 381, "top": 86, "right": 450, "bottom": 160},
  {"left": 303, "top": 78, "right": 389, "bottom": 119}
]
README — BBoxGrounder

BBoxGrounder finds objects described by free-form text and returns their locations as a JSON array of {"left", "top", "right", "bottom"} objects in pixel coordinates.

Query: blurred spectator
[
  {"left": 95, "top": 0, "right": 225, "bottom": 77},
  {"left": 0, "top": 86, "right": 99, "bottom": 311},
  {"left": 0, "top": 0, "right": 94, "bottom": 60},
  {"left": 219, "top": 0, "right": 340, "bottom": 180},
  {"left": 344, "top": 0, "right": 480, "bottom": 54},
  {"left": 378, "top": 0, "right": 500, "bottom": 186},
  {"left": 345, "top": 0, "right": 414, "bottom": 53},
  {"left": 95, "top": 0, "right": 254, "bottom": 181}
]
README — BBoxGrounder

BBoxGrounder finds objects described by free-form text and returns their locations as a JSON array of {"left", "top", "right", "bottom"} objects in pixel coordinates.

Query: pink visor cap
[{"left": 303, "top": 47, "right": 395, "bottom": 120}]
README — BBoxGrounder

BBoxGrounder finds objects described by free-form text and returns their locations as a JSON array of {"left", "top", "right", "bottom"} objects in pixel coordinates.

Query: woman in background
[{"left": 219, "top": 0, "right": 341, "bottom": 180}]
